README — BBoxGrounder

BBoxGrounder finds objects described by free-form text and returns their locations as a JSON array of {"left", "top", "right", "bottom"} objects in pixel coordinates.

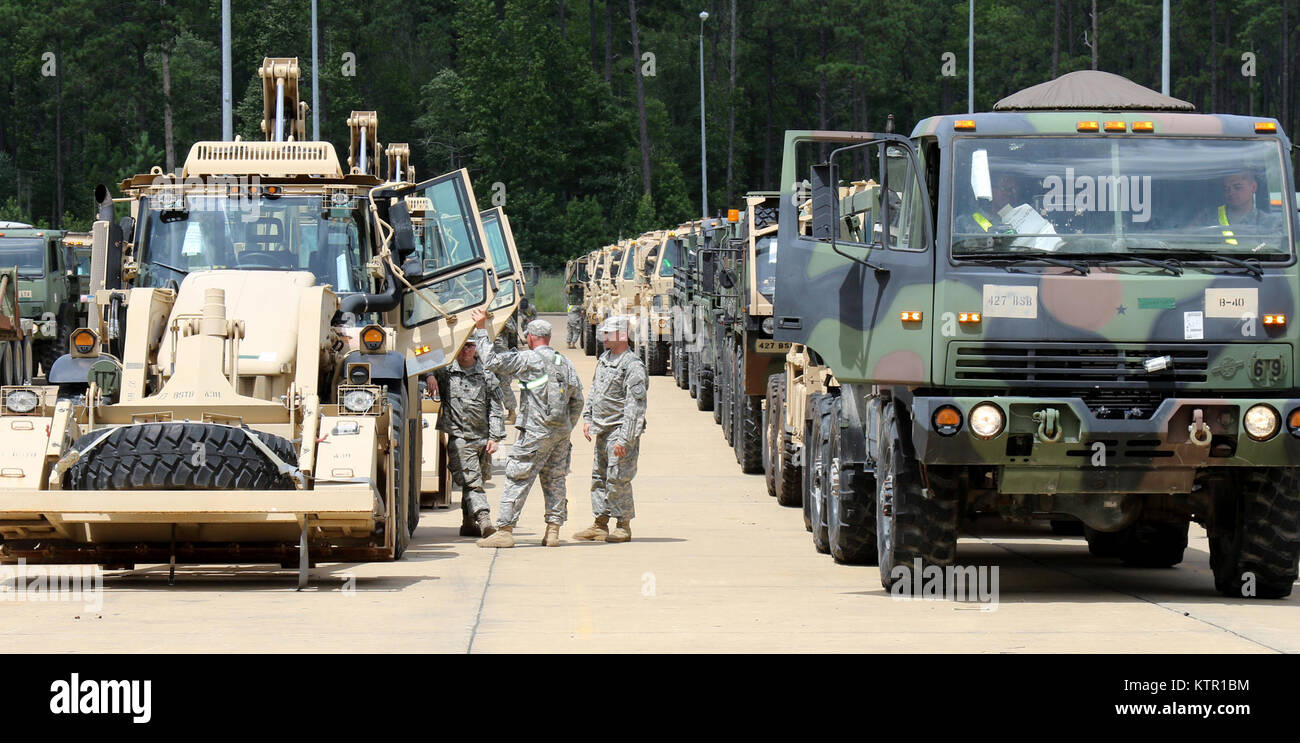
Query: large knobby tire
[
  {"left": 800, "top": 398, "right": 820, "bottom": 531},
  {"left": 719, "top": 343, "right": 734, "bottom": 445},
  {"left": 384, "top": 392, "right": 411, "bottom": 560},
  {"left": 65, "top": 422, "right": 297, "bottom": 490},
  {"left": 827, "top": 398, "right": 878, "bottom": 565},
  {"left": 735, "top": 380, "right": 763, "bottom": 474},
  {"left": 1209, "top": 468, "right": 1300, "bottom": 599},
  {"left": 697, "top": 352, "right": 714, "bottom": 411},
  {"left": 808, "top": 395, "right": 833, "bottom": 554},
  {"left": 876, "top": 403, "right": 960, "bottom": 590},
  {"left": 764, "top": 374, "right": 783, "bottom": 497},
  {"left": 647, "top": 339, "right": 668, "bottom": 376}
]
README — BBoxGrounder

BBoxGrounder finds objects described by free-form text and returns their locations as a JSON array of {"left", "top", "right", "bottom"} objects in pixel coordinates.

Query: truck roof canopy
[{"left": 993, "top": 70, "right": 1195, "bottom": 112}]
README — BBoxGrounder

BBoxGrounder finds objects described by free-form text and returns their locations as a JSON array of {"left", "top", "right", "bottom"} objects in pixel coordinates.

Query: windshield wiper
[
  {"left": 958, "top": 251, "right": 1089, "bottom": 276},
  {"left": 149, "top": 260, "right": 190, "bottom": 276},
  {"left": 1131, "top": 249, "right": 1264, "bottom": 279},
  {"left": 1076, "top": 252, "right": 1183, "bottom": 276}
]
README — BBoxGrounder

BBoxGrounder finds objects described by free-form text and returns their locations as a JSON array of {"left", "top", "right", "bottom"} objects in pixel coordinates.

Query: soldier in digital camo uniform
[
  {"left": 567, "top": 304, "right": 583, "bottom": 348},
  {"left": 469, "top": 308, "right": 584, "bottom": 548},
  {"left": 428, "top": 337, "right": 505, "bottom": 538},
  {"left": 574, "top": 315, "right": 647, "bottom": 543}
]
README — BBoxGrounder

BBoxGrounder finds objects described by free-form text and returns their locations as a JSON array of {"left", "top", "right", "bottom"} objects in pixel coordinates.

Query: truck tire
[
  {"left": 776, "top": 408, "right": 803, "bottom": 509},
  {"left": 65, "top": 422, "right": 297, "bottom": 491},
  {"left": 1084, "top": 526, "right": 1127, "bottom": 558},
  {"left": 673, "top": 342, "right": 689, "bottom": 389},
  {"left": 876, "top": 403, "right": 960, "bottom": 590},
  {"left": 1209, "top": 467, "right": 1300, "bottom": 599},
  {"left": 720, "top": 344, "right": 734, "bottom": 445},
  {"left": 647, "top": 339, "right": 668, "bottom": 376},
  {"left": 764, "top": 375, "right": 783, "bottom": 497},
  {"left": 808, "top": 395, "right": 833, "bottom": 554},
  {"left": 388, "top": 391, "right": 419, "bottom": 537},
  {"left": 734, "top": 363, "right": 763, "bottom": 473},
  {"left": 696, "top": 356, "right": 714, "bottom": 411},
  {"left": 801, "top": 394, "right": 822, "bottom": 531},
  {"left": 826, "top": 396, "right": 878, "bottom": 565},
  {"left": 383, "top": 391, "right": 411, "bottom": 559},
  {"left": 1117, "top": 517, "right": 1188, "bottom": 568}
]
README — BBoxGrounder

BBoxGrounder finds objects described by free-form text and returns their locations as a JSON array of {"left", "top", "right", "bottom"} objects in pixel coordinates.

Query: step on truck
[
  {"left": 0, "top": 57, "right": 497, "bottom": 584},
  {"left": 773, "top": 70, "right": 1300, "bottom": 597}
]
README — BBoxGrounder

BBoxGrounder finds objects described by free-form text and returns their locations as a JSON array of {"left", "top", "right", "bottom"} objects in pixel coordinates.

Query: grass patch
[{"left": 530, "top": 273, "right": 566, "bottom": 312}]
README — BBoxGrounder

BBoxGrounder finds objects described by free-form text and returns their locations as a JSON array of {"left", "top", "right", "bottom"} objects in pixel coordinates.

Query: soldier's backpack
[{"left": 523, "top": 349, "right": 577, "bottom": 429}]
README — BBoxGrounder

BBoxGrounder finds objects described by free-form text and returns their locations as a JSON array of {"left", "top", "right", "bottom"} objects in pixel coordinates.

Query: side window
[
  {"left": 402, "top": 267, "right": 488, "bottom": 327},
  {"left": 400, "top": 172, "right": 486, "bottom": 281},
  {"left": 817, "top": 138, "right": 927, "bottom": 252}
]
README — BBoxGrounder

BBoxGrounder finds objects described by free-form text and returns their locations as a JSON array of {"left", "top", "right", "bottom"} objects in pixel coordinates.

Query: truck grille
[{"left": 951, "top": 343, "right": 1210, "bottom": 387}]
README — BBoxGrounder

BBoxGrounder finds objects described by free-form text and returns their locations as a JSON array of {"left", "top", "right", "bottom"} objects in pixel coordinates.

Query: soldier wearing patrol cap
[
  {"left": 427, "top": 337, "right": 506, "bottom": 537},
  {"left": 574, "top": 315, "right": 648, "bottom": 543},
  {"left": 468, "top": 308, "right": 584, "bottom": 548}
]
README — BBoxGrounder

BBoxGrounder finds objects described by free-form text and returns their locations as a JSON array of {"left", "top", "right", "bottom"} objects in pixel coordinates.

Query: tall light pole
[
  {"left": 222, "top": 0, "right": 232, "bottom": 140},
  {"left": 698, "top": 10, "right": 709, "bottom": 219},
  {"left": 967, "top": 0, "right": 974, "bottom": 113},
  {"left": 1160, "top": 0, "right": 1170, "bottom": 95},
  {"left": 311, "top": 0, "right": 320, "bottom": 141}
]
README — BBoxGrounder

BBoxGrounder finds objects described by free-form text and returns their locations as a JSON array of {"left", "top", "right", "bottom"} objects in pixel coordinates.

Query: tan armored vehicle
[
  {"left": 0, "top": 58, "right": 497, "bottom": 584},
  {"left": 629, "top": 229, "right": 684, "bottom": 375},
  {"left": 581, "top": 242, "right": 624, "bottom": 355}
]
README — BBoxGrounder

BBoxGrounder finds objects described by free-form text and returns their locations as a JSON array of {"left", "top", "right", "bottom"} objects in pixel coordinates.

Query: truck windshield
[
  {"left": 0, "top": 238, "right": 45, "bottom": 276},
  {"left": 481, "top": 215, "right": 514, "bottom": 278},
  {"left": 951, "top": 137, "right": 1293, "bottom": 259},
  {"left": 136, "top": 195, "right": 370, "bottom": 292},
  {"left": 754, "top": 235, "right": 777, "bottom": 298},
  {"left": 659, "top": 238, "right": 683, "bottom": 277}
]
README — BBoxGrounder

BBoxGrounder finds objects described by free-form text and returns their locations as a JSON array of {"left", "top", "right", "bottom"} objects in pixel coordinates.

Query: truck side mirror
[
  {"left": 810, "top": 163, "right": 838, "bottom": 241},
  {"left": 387, "top": 199, "right": 417, "bottom": 266}
]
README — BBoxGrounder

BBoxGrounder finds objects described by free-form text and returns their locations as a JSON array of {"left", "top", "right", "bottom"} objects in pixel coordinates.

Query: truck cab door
[
  {"left": 480, "top": 207, "right": 523, "bottom": 339},
  {"left": 773, "top": 131, "right": 935, "bottom": 385},
  {"left": 388, "top": 169, "right": 498, "bottom": 378}
]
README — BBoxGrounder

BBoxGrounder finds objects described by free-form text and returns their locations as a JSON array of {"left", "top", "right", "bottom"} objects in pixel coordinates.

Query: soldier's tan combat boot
[
  {"left": 542, "top": 523, "right": 561, "bottom": 547},
  {"left": 477, "top": 512, "right": 497, "bottom": 539},
  {"left": 606, "top": 519, "right": 632, "bottom": 543},
  {"left": 571, "top": 515, "right": 609, "bottom": 541},
  {"left": 477, "top": 525, "right": 514, "bottom": 548}
]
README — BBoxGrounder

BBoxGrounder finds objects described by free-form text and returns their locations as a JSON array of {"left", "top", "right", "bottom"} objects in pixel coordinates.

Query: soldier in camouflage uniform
[
  {"left": 470, "top": 309, "right": 584, "bottom": 548},
  {"left": 567, "top": 304, "right": 583, "bottom": 348},
  {"left": 575, "top": 315, "right": 648, "bottom": 543},
  {"left": 427, "top": 337, "right": 506, "bottom": 538}
]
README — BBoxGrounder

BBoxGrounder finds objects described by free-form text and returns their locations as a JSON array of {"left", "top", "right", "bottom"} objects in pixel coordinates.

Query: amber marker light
[
  {"left": 933, "top": 405, "right": 963, "bottom": 436},
  {"left": 958, "top": 312, "right": 982, "bottom": 323},
  {"left": 1288, "top": 409, "right": 1300, "bottom": 437},
  {"left": 953, "top": 120, "right": 976, "bottom": 131},
  {"left": 360, "top": 324, "right": 386, "bottom": 351},
  {"left": 1131, "top": 121, "right": 1155, "bottom": 132},
  {"left": 413, "top": 344, "right": 432, "bottom": 356},
  {"left": 1104, "top": 121, "right": 1127, "bottom": 132},
  {"left": 71, "top": 328, "right": 98, "bottom": 355},
  {"left": 1076, "top": 121, "right": 1100, "bottom": 132},
  {"left": 1263, "top": 314, "right": 1287, "bottom": 326},
  {"left": 727, "top": 209, "right": 740, "bottom": 223},
  {"left": 900, "top": 311, "right": 922, "bottom": 322},
  {"left": 1255, "top": 121, "right": 1277, "bottom": 133}
]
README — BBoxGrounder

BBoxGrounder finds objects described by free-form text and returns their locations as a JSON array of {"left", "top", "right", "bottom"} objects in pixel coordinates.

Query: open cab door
[
  {"left": 773, "top": 131, "right": 934, "bottom": 385},
  {"left": 388, "top": 168, "right": 498, "bottom": 379},
  {"left": 480, "top": 207, "right": 524, "bottom": 339}
]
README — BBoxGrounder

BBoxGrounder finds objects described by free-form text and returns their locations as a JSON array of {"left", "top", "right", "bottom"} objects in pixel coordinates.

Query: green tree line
[{"left": 1, "top": 0, "right": 1295, "bottom": 267}]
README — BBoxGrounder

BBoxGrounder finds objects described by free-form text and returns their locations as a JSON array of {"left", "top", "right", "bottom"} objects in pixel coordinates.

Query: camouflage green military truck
[
  {"left": 670, "top": 216, "right": 732, "bottom": 413},
  {"left": 712, "top": 195, "right": 787, "bottom": 474},
  {"left": 0, "top": 224, "right": 83, "bottom": 374},
  {"left": 774, "top": 71, "right": 1300, "bottom": 597}
]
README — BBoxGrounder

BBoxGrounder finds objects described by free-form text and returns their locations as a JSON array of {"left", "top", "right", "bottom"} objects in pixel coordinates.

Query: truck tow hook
[
  {"left": 1188, "top": 409, "right": 1212, "bottom": 447},
  {"left": 1033, "top": 409, "right": 1063, "bottom": 444}
]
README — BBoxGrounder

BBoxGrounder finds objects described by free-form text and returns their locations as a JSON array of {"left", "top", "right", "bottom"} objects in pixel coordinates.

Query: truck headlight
[
  {"left": 761, "top": 317, "right": 775, "bottom": 335},
  {"left": 1244, "top": 404, "right": 1279, "bottom": 441},
  {"left": 969, "top": 403, "right": 1005, "bottom": 439},
  {"left": 343, "top": 389, "right": 378, "bottom": 413},
  {"left": 3, "top": 388, "right": 40, "bottom": 414}
]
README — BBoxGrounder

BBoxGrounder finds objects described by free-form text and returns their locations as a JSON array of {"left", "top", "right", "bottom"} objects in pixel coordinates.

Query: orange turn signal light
[
  {"left": 1104, "top": 121, "right": 1127, "bottom": 132},
  {"left": 954, "top": 120, "right": 976, "bottom": 131},
  {"left": 958, "top": 312, "right": 982, "bottom": 323},
  {"left": 1076, "top": 121, "right": 1100, "bottom": 132},
  {"left": 1263, "top": 314, "right": 1286, "bottom": 326},
  {"left": 413, "top": 344, "right": 432, "bottom": 356},
  {"left": 1132, "top": 121, "right": 1155, "bottom": 132},
  {"left": 727, "top": 209, "right": 740, "bottom": 223},
  {"left": 1256, "top": 122, "right": 1277, "bottom": 133},
  {"left": 71, "top": 328, "right": 98, "bottom": 355},
  {"left": 933, "top": 405, "right": 962, "bottom": 435},
  {"left": 360, "top": 324, "right": 386, "bottom": 351},
  {"left": 899, "top": 311, "right": 922, "bottom": 322},
  {"left": 1288, "top": 409, "right": 1300, "bottom": 433}
]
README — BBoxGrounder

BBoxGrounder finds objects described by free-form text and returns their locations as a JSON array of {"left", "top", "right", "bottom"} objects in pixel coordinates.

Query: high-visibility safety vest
[
  {"left": 972, "top": 212, "right": 993, "bottom": 232},
  {"left": 1217, "top": 205, "right": 1238, "bottom": 246}
]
